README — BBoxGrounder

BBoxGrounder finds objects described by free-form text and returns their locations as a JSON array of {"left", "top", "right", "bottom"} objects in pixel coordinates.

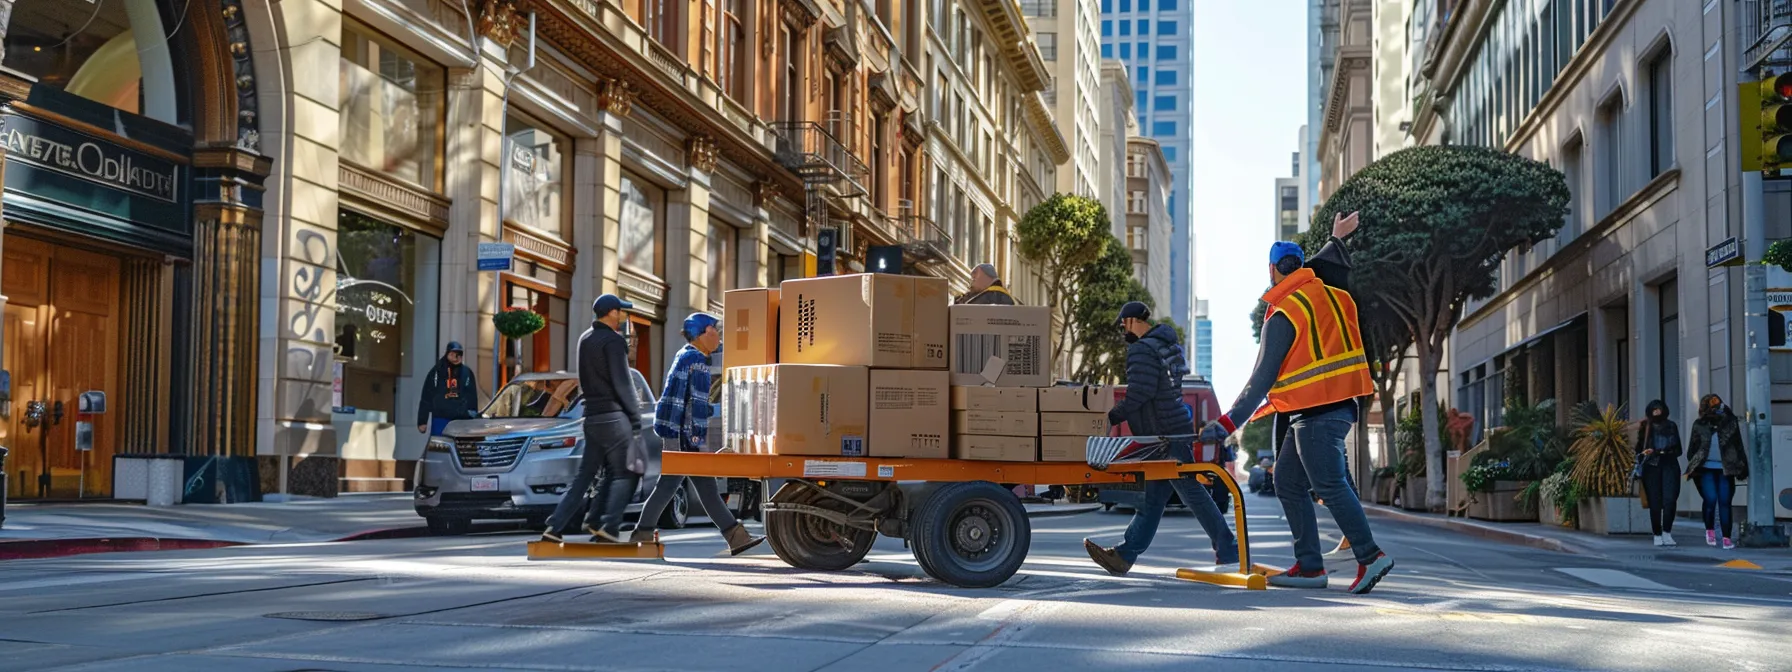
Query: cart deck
[{"left": 532, "top": 450, "right": 1272, "bottom": 590}]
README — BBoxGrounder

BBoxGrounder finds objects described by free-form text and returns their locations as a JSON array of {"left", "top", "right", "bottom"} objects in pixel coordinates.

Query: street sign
[
  {"left": 1707, "top": 237, "right": 1743, "bottom": 268},
  {"left": 477, "top": 242, "right": 516, "bottom": 272}
]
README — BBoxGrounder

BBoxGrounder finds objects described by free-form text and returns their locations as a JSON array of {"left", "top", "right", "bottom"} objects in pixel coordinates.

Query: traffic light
[{"left": 1742, "top": 72, "right": 1792, "bottom": 172}]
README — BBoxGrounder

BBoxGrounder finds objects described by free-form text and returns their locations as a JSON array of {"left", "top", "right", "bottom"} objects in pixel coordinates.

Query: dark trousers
[
  {"left": 1640, "top": 463, "right": 1681, "bottom": 535},
  {"left": 1115, "top": 439, "right": 1239, "bottom": 565},
  {"left": 545, "top": 414, "right": 639, "bottom": 536},
  {"left": 1693, "top": 468, "right": 1736, "bottom": 538}
]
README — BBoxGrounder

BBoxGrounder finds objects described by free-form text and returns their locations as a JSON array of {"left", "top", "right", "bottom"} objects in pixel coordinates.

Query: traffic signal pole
[{"left": 1740, "top": 165, "right": 1787, "bottom": 547}]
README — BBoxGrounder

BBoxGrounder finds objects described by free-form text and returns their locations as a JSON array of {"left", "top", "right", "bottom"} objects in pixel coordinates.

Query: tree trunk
[
  {"left": 1379, "top": 385, "right": 1399, "bottom": 467},
  {"left": 1415, "top": 338, "right": 1446, "bottom": 511}
]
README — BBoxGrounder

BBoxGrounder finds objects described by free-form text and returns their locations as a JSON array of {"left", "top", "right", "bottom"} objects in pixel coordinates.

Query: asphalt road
[{"left": 2, "top": 495, "right": 1789, "bottom": 672}]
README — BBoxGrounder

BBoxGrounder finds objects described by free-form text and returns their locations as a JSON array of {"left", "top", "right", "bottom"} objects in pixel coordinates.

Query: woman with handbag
[
  {"left": 1634, "top": 400, "right": 1683, "bottom": 546},
  {"left": 1685, "top": 394, "right": 1748, "bottom": 550}
]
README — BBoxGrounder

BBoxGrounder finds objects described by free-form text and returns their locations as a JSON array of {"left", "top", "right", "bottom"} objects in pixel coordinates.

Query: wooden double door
[{"left": 3, "top": 236, "right": 121, "bottom": 499}]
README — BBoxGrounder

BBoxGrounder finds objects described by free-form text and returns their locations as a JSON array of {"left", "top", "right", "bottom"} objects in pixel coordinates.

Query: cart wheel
[
  {"left": 910, "top": 481, "right": 1030, "bottom": 588},
  {"left": 765, "top": 485, "right": 876, "bottom": 571}
]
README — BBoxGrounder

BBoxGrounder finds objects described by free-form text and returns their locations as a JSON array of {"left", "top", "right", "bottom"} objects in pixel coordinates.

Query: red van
[{"left": 1088, "top": 379, "right": 1234, "bottom": 512}]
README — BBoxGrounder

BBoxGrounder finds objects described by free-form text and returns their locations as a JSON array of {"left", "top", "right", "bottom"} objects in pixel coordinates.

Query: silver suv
[{"left": 413, "top": 370, "right": 728, "bottom": 535}]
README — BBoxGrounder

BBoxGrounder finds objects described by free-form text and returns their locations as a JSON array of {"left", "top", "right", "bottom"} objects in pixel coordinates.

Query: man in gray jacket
[{"left": 1083, "top": 301, "right": 1238, "bottom": 575}]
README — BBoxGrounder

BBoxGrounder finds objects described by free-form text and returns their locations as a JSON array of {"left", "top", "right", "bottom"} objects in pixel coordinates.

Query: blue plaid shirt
[{"left": 653, "top": 344, "right": 713, "bottom": 450}]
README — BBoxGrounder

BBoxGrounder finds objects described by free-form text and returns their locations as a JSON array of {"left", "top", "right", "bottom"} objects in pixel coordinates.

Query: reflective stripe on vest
[{"left": 1249, "top": 269, "right": 1373, "bottom": 422}]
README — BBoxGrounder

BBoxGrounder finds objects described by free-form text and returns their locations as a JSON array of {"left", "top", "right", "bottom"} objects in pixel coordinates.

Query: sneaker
[
  {"left": 1083, "top": 539, "right": 1134, "bottom": 577},
  {"left": 586, "top": 525, "right": 627, "bottom": 544},
  {"left": 1722, "top": 537, "right": 1736, "bottom": 550},
  {"left": 1326, "top": 538, "right": 1353, "bottom": 556},
  {"left": 540, "top": 529, "right": 564, "bottom": 543},
  {"left": 1348, "top": 552, "right": 1396, "bottom": 595},
  {"left": 1652, "top": 534, "right": 1665, "bottom": 547},
  {"left": 1662, "top": 533, "right": 1677, "bottom": 547},
  {"left": 1706, "top": 530, "right": 1718, "bottom": 546},
  {"left": 1266, "top": 563, "right": 1329, "bottom": 589}
]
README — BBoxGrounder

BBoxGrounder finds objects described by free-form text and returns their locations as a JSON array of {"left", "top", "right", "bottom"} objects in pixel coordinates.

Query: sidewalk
[
  {"left": 1363, "top": 503, "right": 1792, "bottom": 572},
  {"left": 1, "top": 495, "right": 1098, "bottom": 560}
]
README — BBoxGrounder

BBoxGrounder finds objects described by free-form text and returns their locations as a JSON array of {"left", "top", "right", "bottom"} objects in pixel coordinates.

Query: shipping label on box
[
  {"left": 948, "top": 305, "right": 1052, "bottom": 387},
  {"left": 781, "top": 274, "right": 942, "bottom": 369},
  {"left": 1037, "top": 385, "right": 1117, "bottom": 413},
  {"left": 869, "top": 369, "right": 949, "bottom": 458},
  {"left": 951, "top": 434, "right": 1038, "bottom": 462},
  {"left": 952, "top": 410, "right": 1039, "bottom": 436},
  {"left": 724, "top": 288, "right": 780, "bottom": 368},
  {"left": 1039, "top": 435, "right": 1089, "bottom": 462},
  {"left": 724, "top": 364, "right": 868, "bottom": 456},
  {"left": 949, "top": 386, "right": 1038, "bottom": 412},
  {"left": 1040, "top": 412, "right": 1106, "bottom": 436}
]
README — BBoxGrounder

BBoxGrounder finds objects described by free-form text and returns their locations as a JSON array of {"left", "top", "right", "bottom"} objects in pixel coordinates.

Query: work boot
[
  {"left": 1083, "top": 539, "right": 1133, "bottom": 577},
  {"left": 586, "top": 525, "right": 626, "bottom": 544},
  {"left": 630, "top": 527, "right": 658, "bottom": 544},
  {"left": 723, "top": 524, "right": 767, "bottom": 556}
]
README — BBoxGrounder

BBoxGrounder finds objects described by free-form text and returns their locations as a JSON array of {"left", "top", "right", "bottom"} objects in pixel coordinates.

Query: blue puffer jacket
[{"left": 1108, "top": 323, "right": 1194, "bottom": 436}]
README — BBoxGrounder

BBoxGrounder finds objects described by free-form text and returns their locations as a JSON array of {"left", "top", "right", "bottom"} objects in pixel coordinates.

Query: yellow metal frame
[
  {"left": 527, "top": 539, "right": 666, "bottom": 560},
  {"left": 660, "top": 452, "right": 1268, "bottom": 590}
]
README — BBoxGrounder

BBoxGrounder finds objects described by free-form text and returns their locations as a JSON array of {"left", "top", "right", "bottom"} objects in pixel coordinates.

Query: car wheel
[
  {"left": 426, "top": 516, "right": 471, "bottom": 536},
  {"left": 658, "top": 481, "right": 690, "bottom": 530}
]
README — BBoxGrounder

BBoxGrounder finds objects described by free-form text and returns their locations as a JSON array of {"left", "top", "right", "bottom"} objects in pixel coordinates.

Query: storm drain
[{"left": 263, "top": 611, "right": 390, "bottom": 622}]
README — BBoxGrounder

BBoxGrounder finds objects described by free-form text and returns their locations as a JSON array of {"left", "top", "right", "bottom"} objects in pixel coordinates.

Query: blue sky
[{"left": 1190, "top": 0, "right": 1307, "bottom": 401}]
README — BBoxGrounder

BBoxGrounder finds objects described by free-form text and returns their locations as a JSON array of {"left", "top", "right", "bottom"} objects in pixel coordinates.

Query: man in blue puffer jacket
[{"left": 1083, "top": 301, "right": 1239, "bottom": 576}]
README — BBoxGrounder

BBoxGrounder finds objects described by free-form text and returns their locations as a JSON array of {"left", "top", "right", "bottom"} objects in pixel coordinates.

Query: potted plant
[
  {"left": 1393, "top": 405, "right": 1434, "bottom": 511},
  {"left": 1463, "top": 399, "right": 1563, "bottom": 522},
  {"left": 492, "top": 307, "right": 547, "bottom": 376},
  {"left": 1537, "top": 464, "right": 1579, "bottom": 528},
  {"left": 1371, "top": 466, "right": 1398, "bottom": 505},
  {"left": 1568, "top": 401, "right": 1645, "bottom": 535}
]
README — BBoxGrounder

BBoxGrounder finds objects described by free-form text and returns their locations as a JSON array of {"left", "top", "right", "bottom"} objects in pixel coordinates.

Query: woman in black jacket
[
  {"left": 1686, "top": 394, "right": 1748, "bottom": 549},
  {"left": 1635, "top": 400, "right": 1683, "bottom": 546}
]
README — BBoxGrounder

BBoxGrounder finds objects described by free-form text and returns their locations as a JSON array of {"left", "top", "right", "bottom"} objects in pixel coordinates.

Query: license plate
[{"left": 471, "top": 476, "right": 499, "bottom": 492}]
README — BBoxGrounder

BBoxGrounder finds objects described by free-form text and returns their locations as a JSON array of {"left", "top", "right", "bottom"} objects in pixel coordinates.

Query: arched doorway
[{"left": 0, "top": 0, "right": 268, "bottom": 498}]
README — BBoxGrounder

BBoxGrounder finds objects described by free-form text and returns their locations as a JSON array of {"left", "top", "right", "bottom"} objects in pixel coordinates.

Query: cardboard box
[
  {"left": 911, "top": 277, "right": 950, "bottom": 369},
  {"left": 948, "top": 305, "right": 1052, "bottom": 387},
  {"left": 1039, "top": 436, "right": 1088, "bottom": 462},
  {"left": 1037, "top": 385, "right": 1116, "bottom": 413},
  {"left": 949, "top": 386, "right": 1037, "bottom": 412},
  {"left": 869, "top": 369, "right": 949, "bottom": 458},
  {"left": 721, "top": 364, "right": 868, "bottom": 456},
  {"left": 951, "top": 434, "right": 1038, "bottom": 462},
  {"left": 723, "top": 288, "right": 779, "bottom": 368},
  {"left": 778, "top": 273, "right": 947, "bottom": 369},
  {"left": 1040, "top": 412, "right": 1106, "bottom": 436},
  {"left": 952, "top": 410, "right": 1038, "bottom": 436}
]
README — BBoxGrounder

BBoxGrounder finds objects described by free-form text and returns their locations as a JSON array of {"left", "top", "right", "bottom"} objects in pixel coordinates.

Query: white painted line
[
  {"left": 1554, "top": 568, "right": 1685, "bottom": 592},
  {"left": 0, "top": 572, "right": 150, "bottom": 593}
]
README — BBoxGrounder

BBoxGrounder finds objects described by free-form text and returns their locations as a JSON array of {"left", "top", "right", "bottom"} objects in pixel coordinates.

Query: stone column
[
  {"left": 569, "top": 136, "right": 603, "bottom": 356},
  {"left": 441, "top": 46, "right": 511, "bottom": 398},
  {"left": 663, "top": 135, "right": 717, "bottom": 360},
  {"left": 593, "top": 80, "right": 636, "bottom": 297},
  {"left": 190, "top": 153, "right": 270, "bottom": 458}
]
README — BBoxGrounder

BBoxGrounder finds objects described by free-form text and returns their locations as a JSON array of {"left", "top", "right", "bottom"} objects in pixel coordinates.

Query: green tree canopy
[
  {"left": 1313, "top": 145, "right": 1570, "bottom": 509},
  {"left": 1069, "top": 234, "right": 1145, "bottom": 384},
  {"left": 1017, "top": 194, "right": 1113, "bottom": 366}
]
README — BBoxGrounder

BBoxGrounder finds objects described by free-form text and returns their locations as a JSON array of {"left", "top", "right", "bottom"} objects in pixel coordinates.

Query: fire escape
[
  {"left": 1740, "top": 0, "right": 1792, "bottom": 71},
  {"left": 771, "top": 8, "right": 871, "bottom": 271}
]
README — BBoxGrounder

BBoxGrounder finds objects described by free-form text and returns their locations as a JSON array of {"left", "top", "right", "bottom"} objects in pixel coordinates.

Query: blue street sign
[{"left": 477, "top": 242, "right": 515, "bottom": 272}]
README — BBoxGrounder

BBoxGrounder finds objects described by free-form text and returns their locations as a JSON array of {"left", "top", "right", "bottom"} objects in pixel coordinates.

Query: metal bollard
[{"left": 0, "top": 446, "right": 8, "bottom": 529}]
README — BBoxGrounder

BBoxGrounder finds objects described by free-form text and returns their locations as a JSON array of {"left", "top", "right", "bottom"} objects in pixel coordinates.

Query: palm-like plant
[{"left": 1568, "top": 402, "right": 1634, "bottom": 497}]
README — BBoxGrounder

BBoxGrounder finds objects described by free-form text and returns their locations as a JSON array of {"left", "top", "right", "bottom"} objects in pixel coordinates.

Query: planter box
[
  {"left": 1466, "top": 481, "right": 1538, "bottom": 522},
  {"left": 1370, "top": 475, "right": 1395, "bottom": 505},
  {"left": 1577, "top": 496, "right": 1649, "bottom": 535},
  {"left": 1399, "top": 477, "right": 1431, "bottom": 511},
  {"left": 1538, "top": 497, "right": 1571, "bottom": 528}
]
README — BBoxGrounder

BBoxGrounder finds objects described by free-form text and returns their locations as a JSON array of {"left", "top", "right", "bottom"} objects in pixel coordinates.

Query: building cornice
[{"left": 1026, "top": 92, "right": 1071, "bottom": 164}]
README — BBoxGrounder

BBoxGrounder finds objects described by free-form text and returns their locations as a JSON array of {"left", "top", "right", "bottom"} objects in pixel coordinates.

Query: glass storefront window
[
  {"left": 334, "top": 210, "right": 421, "bottom": 420},
  {"left": 709, "top": 221, "right": 736, "bottom": 300},
  {"left": 507, "top": 281, "right": 569, "bottom": 375},
  {"left": 340, "top": 23, "right": 444, "bottom": 189},
  {"left": 503, "top": 115, "right": 567, "bottom": 236},
  {"left": 619, "top": 173, "right": 662, "bottom": 274},
  {"left": 2, "top": 0, "right": 180, "bottom": 122}
]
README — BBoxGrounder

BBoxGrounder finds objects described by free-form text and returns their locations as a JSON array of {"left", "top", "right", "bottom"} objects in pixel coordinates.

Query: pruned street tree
[
  {"left": 1311, "top": 146, "right": 1569, "bottom": 510},
  {"left": 1069, "top": 235, "right": 1147, "bottom": 384},
  {"left": 1017, "top": 194, "right": 1113, "bottom": 369}
]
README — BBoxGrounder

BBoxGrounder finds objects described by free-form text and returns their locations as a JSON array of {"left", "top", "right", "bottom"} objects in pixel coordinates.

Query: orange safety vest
[{"left": 1249, "top": 268, "right": 1373, "bottom": 422}]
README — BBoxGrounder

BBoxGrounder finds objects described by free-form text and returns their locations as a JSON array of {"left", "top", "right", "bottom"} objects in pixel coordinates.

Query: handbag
[{"left": 1631, "top": 423, "right": 1650, "bottom": 481}]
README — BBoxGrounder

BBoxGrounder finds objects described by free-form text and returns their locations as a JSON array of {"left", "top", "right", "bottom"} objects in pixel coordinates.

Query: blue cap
[
  {"left": 682, "top": 312, "right": 721, "bottom": 340},
  {"left": 593, "top": 294, "right": 634, "bottom": 316},
  {"left": 444, "top": 341, "right": 464, "bottom": 354},
  {"left": 1269, "top": 241, "right": 1305, "bottom": 266}
]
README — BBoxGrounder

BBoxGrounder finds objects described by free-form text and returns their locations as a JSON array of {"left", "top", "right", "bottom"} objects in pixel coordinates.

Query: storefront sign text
[{"left": 0, "top": 114, "right": 180, "bottom": 203}]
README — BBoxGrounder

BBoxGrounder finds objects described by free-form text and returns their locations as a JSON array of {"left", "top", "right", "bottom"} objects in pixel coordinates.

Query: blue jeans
[
  {"left": 1115, "top": 439, "right": 1239, "bottom": 564},
  {"left": 1276, "top": 405, "right": 1380, "bottom": 569},
  {"left": 1694, "top": 468, "right": 1736, "bottom": 538}
]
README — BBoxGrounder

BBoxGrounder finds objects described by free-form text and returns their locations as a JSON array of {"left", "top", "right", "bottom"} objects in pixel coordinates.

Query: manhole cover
[{"left": 263, "top": 611, "right": 389, "bottom": 622}]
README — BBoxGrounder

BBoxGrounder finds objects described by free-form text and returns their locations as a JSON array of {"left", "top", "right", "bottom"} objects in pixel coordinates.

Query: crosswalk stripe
[{"left": 1553, "top": 567, "right": 1683, "bottom": 592}]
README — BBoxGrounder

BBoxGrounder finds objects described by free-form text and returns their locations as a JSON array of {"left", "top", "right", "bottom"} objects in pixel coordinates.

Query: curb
[
  {"left": 0, "top": 537, "right": 244, "bottom": 561},
  {"left": 1362, "top": 504, "right": 1596, "bottom": 556}
]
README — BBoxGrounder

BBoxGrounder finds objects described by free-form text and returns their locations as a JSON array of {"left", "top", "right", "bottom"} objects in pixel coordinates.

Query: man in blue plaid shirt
[{"left": 631, "top": 313, "right": 765, "bottom": 555}]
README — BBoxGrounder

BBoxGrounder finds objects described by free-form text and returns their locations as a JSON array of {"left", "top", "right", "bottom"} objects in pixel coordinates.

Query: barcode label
[
  {"left": 1005, "top": 336, "right": 1041, "bottom": 376},
  {"left": 841, "top": 435, "right": 866, "bottom": 457},
  {"left": 955, "top": 334, "right": 1000, "bottom": 374}
]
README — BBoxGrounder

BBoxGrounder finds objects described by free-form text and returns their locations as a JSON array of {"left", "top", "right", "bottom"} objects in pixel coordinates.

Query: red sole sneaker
[{"left": 1349, "top": 554, "right": 1395, "bottom": 594}]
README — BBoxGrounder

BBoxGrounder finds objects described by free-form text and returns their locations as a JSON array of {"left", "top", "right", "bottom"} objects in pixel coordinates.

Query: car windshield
[{"left": 484, "top": 378, "right": 581, "bottom": 418}]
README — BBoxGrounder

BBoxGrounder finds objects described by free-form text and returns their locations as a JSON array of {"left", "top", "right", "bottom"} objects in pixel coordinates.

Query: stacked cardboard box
[
  {"left": 1038, "top": 385, "right": 1117, "bottom": 462},
  {"left": 721, "top": 274, "right": 949, "bottom": 458},
  {"left": 950, "top": 386, "right": 1038, "bottom": 461}
]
